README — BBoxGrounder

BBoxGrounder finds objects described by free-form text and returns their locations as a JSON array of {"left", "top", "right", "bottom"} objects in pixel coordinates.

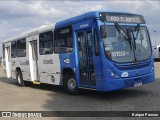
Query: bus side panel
[
  {"left": 37, "top": 31, "right": 61, "bottom": 85},
  {"left": 15, "top": 38, "right": 30, "bottom": 81},
  {"left": 38, "top": 53, "right": 61, "bottom": 85},
  {"left": 59, "top": 53, "right": 76, "bottom": 78}
]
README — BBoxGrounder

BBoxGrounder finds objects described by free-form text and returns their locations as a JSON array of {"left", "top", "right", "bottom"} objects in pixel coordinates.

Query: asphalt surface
[{"left": 0, "top": 62, "right": 160, "bottom": 120}]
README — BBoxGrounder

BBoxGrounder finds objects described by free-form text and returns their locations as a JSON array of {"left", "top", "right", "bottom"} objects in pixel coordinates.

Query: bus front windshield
[{"left": 102, "top": 25, "right": 152, "bottom": 63}]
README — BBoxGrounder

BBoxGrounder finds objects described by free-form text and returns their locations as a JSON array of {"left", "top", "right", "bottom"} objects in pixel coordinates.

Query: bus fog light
[
  {"left": 116, "top": 75, "right": 119, "bottom": 78},
  {"left": 110, "top": 72, "right": 114, "bottom": 77}
]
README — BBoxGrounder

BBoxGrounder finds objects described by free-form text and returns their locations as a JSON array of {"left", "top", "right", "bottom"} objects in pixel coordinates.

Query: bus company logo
[
  {"left": 20, "top": 60, "right": 29, "bottom": 65},
  {"left": 64, "top": 58, "right": 70, "bottom": 64},
  {"left": 2, "top": 112, "right": 42, "bottom": 117},
  {"left": 112, "top": 51, "right": 126, "bottom": 57},
  {"left": 121, "top": 72, "right": 129, "bottom": 78},
  {"left": 43, "top": 59, "right": 53, "bottom": 64},
  {"left": 80, "top": 24, "right": 88, "bottom": 28}
]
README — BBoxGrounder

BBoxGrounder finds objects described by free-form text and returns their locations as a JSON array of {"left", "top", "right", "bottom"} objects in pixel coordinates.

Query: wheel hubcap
[
  {"left": 18, "top": 75, "right": 21, "bottom": 84},
  {"left": 67, "top": 78, "right": 76, "bottom": 90}
]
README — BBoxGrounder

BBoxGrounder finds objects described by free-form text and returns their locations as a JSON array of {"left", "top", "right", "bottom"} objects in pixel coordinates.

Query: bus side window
[
  {"left": 94, "top": 29, "right": 99, "bottom": 56},
  {"left": 87, "top": 31, "right": 93, "bottom": 57},
  {"left": 54, "top": 26, "right": 73, "bottom": 54},
  {"left": 11, "top": 41, "right": 17, "bottom": 58},
  {"left": 17, "top": 38, "right": 26, "bottom": 57},
  {"left": 159, "top": 47, "right": 160, "bottom": 52},
  {"left": 39, "top": 31, "right": 53, "bottom": 55}
]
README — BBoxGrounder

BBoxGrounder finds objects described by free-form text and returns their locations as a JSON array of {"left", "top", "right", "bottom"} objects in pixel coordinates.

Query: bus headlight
[{"left": 108, "top": 69, "right": 119, "bottom": 79}]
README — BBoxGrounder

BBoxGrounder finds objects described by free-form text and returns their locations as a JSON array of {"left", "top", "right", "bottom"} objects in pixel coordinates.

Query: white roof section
[{"left": 2, "top": 23, "right": 55, "bottom": 44}]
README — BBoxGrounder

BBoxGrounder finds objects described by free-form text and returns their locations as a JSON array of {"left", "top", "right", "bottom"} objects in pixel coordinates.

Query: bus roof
[
  {"left": 2, "top": 23, "right": 55, "bottom": 44},
  {"left": 55, "top": 10, "right": 143, "bottom": 28}
]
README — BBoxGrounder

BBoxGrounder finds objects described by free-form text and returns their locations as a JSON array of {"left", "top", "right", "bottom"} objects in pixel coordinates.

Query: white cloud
[{"left": 0, "top": 0, "right": 160, "bottom": 56}]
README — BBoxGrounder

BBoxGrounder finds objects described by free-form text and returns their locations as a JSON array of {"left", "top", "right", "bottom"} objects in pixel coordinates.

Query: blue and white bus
[{"left": 2, "top": 11, "right": 155, "bottom": 94}]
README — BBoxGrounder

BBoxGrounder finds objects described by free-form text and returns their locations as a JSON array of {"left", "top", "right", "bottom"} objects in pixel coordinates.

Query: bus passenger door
[
  {"left": 5, "top": 46, "right": 11, "bottom": 78},
  {"left": 76, "top": 28, "right": 96, "bottom": 88},
  {"left": 29, "top": 40, "right": 38, "bottom": 81}
]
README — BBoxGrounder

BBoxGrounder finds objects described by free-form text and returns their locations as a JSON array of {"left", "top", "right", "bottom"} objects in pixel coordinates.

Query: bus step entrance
[{"left": 33, "top": 81, "right": 41, "bottom": 85}]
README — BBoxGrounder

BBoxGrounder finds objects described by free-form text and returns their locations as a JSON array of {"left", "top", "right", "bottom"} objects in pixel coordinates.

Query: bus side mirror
[{"left": 100, "top": 25, "right": 107, "bottom": 38}]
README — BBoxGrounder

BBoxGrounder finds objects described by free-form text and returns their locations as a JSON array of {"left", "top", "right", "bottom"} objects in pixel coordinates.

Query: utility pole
[{"left": 154, "top": 30, "right": 156, "bottom": 46}]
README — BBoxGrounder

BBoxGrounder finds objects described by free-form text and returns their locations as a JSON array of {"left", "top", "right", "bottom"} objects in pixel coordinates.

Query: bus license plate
[{"left": 134, "top": 82, "right": 142, "bottom": 87}]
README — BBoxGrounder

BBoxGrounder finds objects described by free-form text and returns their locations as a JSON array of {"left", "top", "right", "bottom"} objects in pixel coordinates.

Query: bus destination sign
[{"left": 99, "top": 12, "right": 146, "bottom": 24}]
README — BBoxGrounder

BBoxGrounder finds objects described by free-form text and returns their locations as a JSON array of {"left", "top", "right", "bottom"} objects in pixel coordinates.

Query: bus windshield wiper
[
  {"left": 131, "top": 24, "right": 140, "bottom": 50},
  {"left": 115, "top": 23, "right": 138, "bottom": 62},
  {"left": 134, "top": 24, "right": 140, "bottom": 40},
  {"left": 128, "top": 29, "right": 138, "bottom": 62},
  {"left": 130, "top": 29, "right": 137, "bottom": 50},
  {"left": 114, "top": 23, "right": 132, "bottom": 50},
  {"left": 114, "top": 23, "right": 128, "bottom": 40}
]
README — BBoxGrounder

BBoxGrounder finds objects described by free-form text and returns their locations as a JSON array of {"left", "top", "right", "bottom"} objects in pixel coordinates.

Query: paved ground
[{"left": 0, "top": 62, "right": 160, "bottom": 120}]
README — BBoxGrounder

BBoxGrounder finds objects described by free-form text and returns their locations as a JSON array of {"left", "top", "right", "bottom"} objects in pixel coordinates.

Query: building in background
[{"left": 152, "top": 45, "right": 160, "bottom": 60}]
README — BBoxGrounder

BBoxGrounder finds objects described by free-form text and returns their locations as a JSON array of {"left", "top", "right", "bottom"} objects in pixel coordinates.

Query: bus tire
[
  {"left": 64, "top": 74, "right": 80, "bottom": 95},
  {"left": 16, "top": 71, "right": 25, "bottom": 87}
]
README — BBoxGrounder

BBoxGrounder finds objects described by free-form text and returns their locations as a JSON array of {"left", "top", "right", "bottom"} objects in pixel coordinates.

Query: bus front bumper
[{"left": 98, "top": 71, "right": 155, "bottom": 92}]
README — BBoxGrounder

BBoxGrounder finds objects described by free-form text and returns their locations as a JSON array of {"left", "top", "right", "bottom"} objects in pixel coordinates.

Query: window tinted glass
[
  {"left": 87, "top": 31, "right": 93, "bottom": 57},
  {"left": 103, "top": 26, "right": 151, "bottom": 63},
  {"left": 54, "top": 26, "right": 73, "bottom": 53},
  {"left": 17, "top": 38, "right": 26, "bottom": 57},
  {"left": 94, "top": 29, "right": 99, "bottom": 56},
  {"left": 39, "top": 31, "right": 53, "bottom": 55},
  {"left": 77, "top": 32, "right": 85, "bottom": 57},
  {"left": 11, "top": 41, "right": 17, "bottom": 58},
  {"left": 54, "top": 37, "right": 73, "bottom": 53}
]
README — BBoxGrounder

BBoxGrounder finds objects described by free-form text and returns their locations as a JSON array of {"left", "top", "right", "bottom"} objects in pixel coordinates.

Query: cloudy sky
[{"left": 0, "top": 0, "right": 160, "bottom": 56}]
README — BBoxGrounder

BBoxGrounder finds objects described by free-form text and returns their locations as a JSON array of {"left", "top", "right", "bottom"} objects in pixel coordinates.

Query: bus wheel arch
[{"left": 62, "top": 68, "right": 80, "bottom": 95}]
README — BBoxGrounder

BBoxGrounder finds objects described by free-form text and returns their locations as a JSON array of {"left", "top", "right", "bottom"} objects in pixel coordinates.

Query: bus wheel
[
  {"left": 64, "top": 74, "right": 80, "bottom": 95},
  {"left": 16, "top": 71, "right": 25, "bottom": 87}
]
